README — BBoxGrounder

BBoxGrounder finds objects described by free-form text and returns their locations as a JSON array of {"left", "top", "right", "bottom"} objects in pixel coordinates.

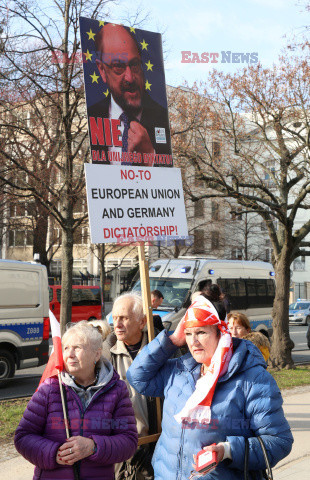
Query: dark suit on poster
[{"left": 87, "top": 93, "right": 172, "bottom": 165}]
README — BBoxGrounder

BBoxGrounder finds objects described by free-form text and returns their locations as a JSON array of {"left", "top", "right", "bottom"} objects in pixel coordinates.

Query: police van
[
  {"left": 0, "top": 260, "right": 50, "bottom": 385},
  {"left": 131, "top": 257, "right": 275, "bottom": 337}
]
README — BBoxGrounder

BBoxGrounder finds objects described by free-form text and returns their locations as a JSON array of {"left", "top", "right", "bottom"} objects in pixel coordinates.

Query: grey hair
[
  {"left": 112, "top": 292, "right": 145, "bottom": 322},
  {"left": 62, "top": 321, "right": 103, "bottom": 351},
  {"left": 88, "top": 319, "right": 111, "bottom": 341}
]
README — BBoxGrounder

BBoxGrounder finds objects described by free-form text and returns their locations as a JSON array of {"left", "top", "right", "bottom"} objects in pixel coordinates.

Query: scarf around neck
[{"left": 174, "top": 295, "right": 233, "bottom": 424}]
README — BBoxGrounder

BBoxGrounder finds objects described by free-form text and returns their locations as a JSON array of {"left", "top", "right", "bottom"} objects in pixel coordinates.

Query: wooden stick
[
  {"left": 138, "top": 433, "right": 161, "bottom": 446},
  {"left": 137, "top": 243, "right": 154, "bottom": 343},
  {"left": 137, "top": 242, "right": 162, "bottom": 435},
  {"left": 58, "top": 371, "right": 70, "bottom": 438}
]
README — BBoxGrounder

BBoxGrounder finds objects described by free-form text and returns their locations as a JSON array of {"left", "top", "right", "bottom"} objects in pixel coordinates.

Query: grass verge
[
  {"left": 0, "top": 398, "right": 29, "bottom": 442},
  {"left": 269, "top": 365, "right": 310, "bottom": 389}
]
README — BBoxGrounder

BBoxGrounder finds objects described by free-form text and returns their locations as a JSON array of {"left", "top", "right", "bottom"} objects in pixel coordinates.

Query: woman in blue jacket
[{"left": 127, "top": 294, "right": 293, "bottom": 480}]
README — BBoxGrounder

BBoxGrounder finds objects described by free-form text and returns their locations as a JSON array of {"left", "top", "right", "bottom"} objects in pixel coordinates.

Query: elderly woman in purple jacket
[{"left": 15, "top": 321, "right": 138, "bottom": 480}]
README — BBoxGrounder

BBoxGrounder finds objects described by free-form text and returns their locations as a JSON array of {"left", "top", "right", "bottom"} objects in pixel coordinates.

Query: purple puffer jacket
[{"left": 14, "top": 370, "right": 138, "bottom": 480}]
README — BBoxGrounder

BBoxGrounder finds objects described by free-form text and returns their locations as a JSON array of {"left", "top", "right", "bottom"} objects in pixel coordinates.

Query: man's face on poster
[{"left": 96, "top": 25, "right": 144, "bottom": 116}]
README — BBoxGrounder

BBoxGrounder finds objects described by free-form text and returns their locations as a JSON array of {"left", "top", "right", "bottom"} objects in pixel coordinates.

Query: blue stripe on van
[{"left": 0, "top": 322, "right": 43, "bottom": 341}]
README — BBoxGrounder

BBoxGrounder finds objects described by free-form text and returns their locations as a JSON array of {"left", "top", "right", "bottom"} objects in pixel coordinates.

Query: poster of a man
[{"left": 80, "top": 17, "right": 173, "bottom": 167}]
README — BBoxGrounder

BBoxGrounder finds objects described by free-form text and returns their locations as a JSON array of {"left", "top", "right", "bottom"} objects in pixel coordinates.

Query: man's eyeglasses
[{"left": 101, "top": 59, "right": 142, "bottom": 76}]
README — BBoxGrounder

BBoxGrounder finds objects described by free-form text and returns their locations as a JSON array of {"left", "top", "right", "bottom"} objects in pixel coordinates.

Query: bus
[
  {"left": 49, "top": 285, "right": 102, "bottom": 323},
  {"left": 131, "top": 257, "right": 275, "bottom": 337}
]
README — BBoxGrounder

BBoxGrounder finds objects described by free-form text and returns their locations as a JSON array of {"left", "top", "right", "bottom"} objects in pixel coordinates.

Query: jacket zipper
[
  {"left": 176, "top": 427, "right": 185, "bottom": 480},
  {"left": 63, "top": 380, "right": 117, "bottom": 476}
]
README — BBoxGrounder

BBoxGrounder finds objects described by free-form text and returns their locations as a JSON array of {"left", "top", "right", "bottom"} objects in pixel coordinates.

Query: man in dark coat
[{"left": 87, "top": 24, "right": 172, "bottom": 165}]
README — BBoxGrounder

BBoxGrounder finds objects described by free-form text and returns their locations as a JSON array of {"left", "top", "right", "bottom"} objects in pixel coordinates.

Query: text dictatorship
[{"left": 103, "top": 225, "right": 179, "bottom": 239}]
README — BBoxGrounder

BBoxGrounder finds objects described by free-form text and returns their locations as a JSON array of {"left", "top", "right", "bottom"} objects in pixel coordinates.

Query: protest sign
[
  {"left": 79, "top": 17, "right": 173, "bottom": 166},
  {"left": 85, "top": 164, "right": 188, "bottom": 244}
]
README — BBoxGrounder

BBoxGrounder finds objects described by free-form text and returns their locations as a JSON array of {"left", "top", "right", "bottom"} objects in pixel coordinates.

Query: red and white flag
[{"left": 38, "top": 310, "right": 63, "bottom": 387}]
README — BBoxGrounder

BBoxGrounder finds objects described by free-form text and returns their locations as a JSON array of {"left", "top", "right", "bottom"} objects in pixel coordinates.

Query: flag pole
[
  {"left": 58, "top": 370, "right": 80, "bottom": 480},
  {"left": 58, "top": 371, "right": 70, "bottom": 438}
]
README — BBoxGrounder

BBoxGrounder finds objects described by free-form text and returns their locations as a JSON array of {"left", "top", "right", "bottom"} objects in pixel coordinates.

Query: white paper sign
[{"left": 85, "top": 164, "right": 188, "bottom": 244}]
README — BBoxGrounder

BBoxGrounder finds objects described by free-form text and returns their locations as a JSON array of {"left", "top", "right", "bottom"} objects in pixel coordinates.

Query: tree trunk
[
  {"left": 269, "top": 246, "right": 294, "bottom": 369},
  {"left": 60, "top": 224, "right": 73, "bottom": 336}
]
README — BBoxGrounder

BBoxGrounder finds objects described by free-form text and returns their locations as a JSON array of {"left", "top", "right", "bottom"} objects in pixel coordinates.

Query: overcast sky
[{"left": 108, "top": 0, "right": 307, "bottom": 86}]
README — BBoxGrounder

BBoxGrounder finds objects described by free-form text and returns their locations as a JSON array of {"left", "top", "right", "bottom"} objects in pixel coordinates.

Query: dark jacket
[
  {"left": 127, "top": 330, "right": 293, "bottom": 480},
  {"left": 87, "top": 93, "right": 172, "bottom": 164},
  {"left": 14, "top": 362, "right": 138, "bottom": 480}
]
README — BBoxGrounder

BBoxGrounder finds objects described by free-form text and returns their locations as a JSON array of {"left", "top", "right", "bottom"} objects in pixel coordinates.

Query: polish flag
[{"left": 38, "top": 310, "right": 64, "bottom": 387}]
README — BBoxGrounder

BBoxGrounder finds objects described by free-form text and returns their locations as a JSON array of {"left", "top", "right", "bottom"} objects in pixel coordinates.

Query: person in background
[
  {"left": 151, "top": 290, "right": 164, "bottom": 309},
  {"left": 126, "top": 295, "right": 293, "bottom": 480},
  {"left": 151, "top": 289, "right": 165, "bottom": 332},
  {"left": 201, "top": 283, "right": 228, "bottom": 321},
  {"left": 227, "top": 311, "right": 251, "bottom": 338},
  {"left": 102, "top": 293, "right": 157, "bottom": 480},
  {"left": 88, "top": 319, "right": 111, "bottom": 341},
  {"left": 244, "top": 331, "right": 271, "bottom": 362},
  {"left": 15, "top": 321, "right": 138, "bottom": 480}
]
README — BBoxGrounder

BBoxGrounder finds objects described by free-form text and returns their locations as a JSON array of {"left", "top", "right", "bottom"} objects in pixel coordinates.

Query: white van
[
  {"left": 0, "top": 260, "right": 50, "bottom": 385},
  {"left": 131, "top": 257, "right": 275, "bottom": 337}
]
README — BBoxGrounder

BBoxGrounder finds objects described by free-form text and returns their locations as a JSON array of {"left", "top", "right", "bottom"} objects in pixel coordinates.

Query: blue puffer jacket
[{"left": 127, "top": 330, "right": 293, "bottom": 480}]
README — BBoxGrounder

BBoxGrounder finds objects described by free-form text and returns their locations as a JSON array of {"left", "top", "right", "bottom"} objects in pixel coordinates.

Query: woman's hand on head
[
  {"left": 170, "top": 317, "right": 186, "bottom": 347},
  {"left": 56, "top": 436, "right": 95, "bottom": 465}
]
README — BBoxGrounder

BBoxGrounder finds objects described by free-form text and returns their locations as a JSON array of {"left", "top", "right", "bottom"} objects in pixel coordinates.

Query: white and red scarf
[{"left": 174, "top": 295, "right": 233, "bottom": 424}]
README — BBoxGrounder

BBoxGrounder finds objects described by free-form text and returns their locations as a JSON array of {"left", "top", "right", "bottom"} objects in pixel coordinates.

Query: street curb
[
  {"left": 274, "top": 453, "right": 310, "bottom": 471},
  {"left": 280, "top": 384, "right": 310, "bottom": 397}
]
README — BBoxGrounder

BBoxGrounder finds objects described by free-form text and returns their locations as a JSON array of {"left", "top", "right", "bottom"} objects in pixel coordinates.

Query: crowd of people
[{"left": 15, "top": 284, "right": 291, "bottom": 480}]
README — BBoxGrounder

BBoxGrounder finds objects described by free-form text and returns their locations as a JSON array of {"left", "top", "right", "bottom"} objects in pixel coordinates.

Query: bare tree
[
  {"left": 0, "top": 0, "right": 118, "bottom": 333},
  {"left": 170, "top": 51, "right": 310, "bottom": 369}
]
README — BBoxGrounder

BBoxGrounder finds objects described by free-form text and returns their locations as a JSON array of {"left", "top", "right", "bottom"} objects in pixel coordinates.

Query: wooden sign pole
[
  {"left": 137, "top": 242, "right": 155, "bottom": 343},
  {"left": 137, "top": 242, "right": 162, "bottom": 443}
]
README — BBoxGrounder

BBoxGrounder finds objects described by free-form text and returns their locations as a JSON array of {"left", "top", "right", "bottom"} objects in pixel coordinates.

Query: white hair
[
  {"left": 88, "top": 319, "right": 111, "bottom": 341},
  {"left": 62, "top": 321, "right": 103, "bottom": 351},
  {"left": 112, "top": 292, "right": 144, "bottom": 322}
]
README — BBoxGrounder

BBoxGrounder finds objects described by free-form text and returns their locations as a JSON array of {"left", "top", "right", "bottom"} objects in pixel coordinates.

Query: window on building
[
  {"left": 193, "top": 229, "right": 204, "bottom": 254},
  {"left": 194, "top": 199, "right": 204, "bottom": 218},
  {"left": 264, "top": 162, "right": 275, "bottom": 186},
  {"left": 231, "top": 207, "right": 242, "bottom": 221},
  {"left": 194, "top": 169, "right": 204, "bottom": 187},
  {"left": 26, "top": 201, "right": 36, "bottom": 217},
  {"left": 50, "top": 260, "right": 61, "bottom": 276},
  {"left": 73, "top": 226, "right": 88, "bottom": 245},
  {"left": 231, "top": 248, "right": 243, "bottom": 260},
  {"left": 293, "top": 256, "right": 305, "bottom": 271},
  {"left": 260, "top": 221, "right": 267, "bottom": 231},
  {"left": 73, "top": 198, "right": 85, "bottom": 214},
  {"left": 52, "top": 228, "right": 62, "bottom": 245},
  {"left": 26, "top": 231, "right": 34, "bottom": 246},
  {"left": 10, "top": 202, "right": 26, "bottom": 217},
  {"left": 212, "top": 141, "right": 221, "bottom": 165},
  {"left": 211, "top": 231, "right": 219, "bottom": 249},
  {"left": 8, "top": 230, "right": 26, "bottom": 247},
  {"left": 211, "top": 202, "right": 219, "bottom": 221}
]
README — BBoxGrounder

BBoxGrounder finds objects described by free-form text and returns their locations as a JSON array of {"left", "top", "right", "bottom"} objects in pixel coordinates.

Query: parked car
[
  {"left": 307, "top": 324, "right": 310, "bottom": 349},
  {"left": 49, "top": 285, "right": 102, "bottom": 323},
  {"left": 289, "top": 300, "right": 310, "bottom": 325},
  {"left": 0, "top": 260, "right": 49, "bottom": 385}
]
